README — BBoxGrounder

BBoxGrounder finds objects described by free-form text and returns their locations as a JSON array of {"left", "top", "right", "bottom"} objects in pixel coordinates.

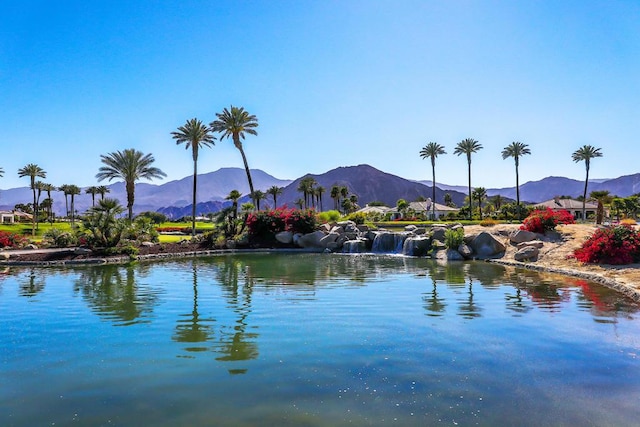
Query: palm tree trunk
[
  {"left": 31, "top": 186, "right": 36, "bottom": 236},
  {"left": 233, "top": 135, "right": 254, "bottom": 195},
  {"left": 582, "top": 164, "right": 589, "bottom": 221},
  {"left": 467, "top": 160, "right": 472, "bottom": 220},
  {"left": 431, "top": 158, "right": 436, "bottom": 221},
  {"left": 515, "top": 163, "right": 521, "bottom": 221},
  {"left": 70, "top": 195, "right": 75, "bottom": 228},
  {"left": 126, "top": 181, "right": 135, "bottom": 222},
  {"left": 191, "top": 159, "right": 197, "bottom": 237}
]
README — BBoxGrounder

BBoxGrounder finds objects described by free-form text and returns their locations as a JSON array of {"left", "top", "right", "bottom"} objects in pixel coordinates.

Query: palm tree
[
  {"left": 572, "top": 145, "right": 603, "bottom": 221},
  {"left": 472, "top": 187, "right": 487, "bottom": 220},
  {"left": 502, "top": 141, "right": 531, "bottom": 220},
  {"left": 96, "top": 185, "right": 110, "bottom": 200},
  {"left": 210, "top": 106, "right": 258, "bottom": 195},
  {"left": 41, "top": 183, "right": 55, "bottom": 223},
  {"left": 226, "top": 190, "right": 242, "bottom": 221},
  {"left": 294, "top": 198, "right": 305, "bottom": 209},
  {"left": 420, "top": 142, "right": 447, "bottom": 220},
  {"left": 172, "top": 118, "right": 216, "bottom": 237},
  {"left": 266, "top": 185, "right": 283, "bottom": 209},
  {"left": 0, "top": 166, "right": 3, "bottom": 206},
  {"left": 316, "top": 186, "right": 326, "bottom": 211},
  {"left": 18, "top": 163, "right": 46, "bottom": 235},
  {"left": 67, "top": 184, "right": 81, "bottom": 228},
  {"left": 85, "top": 186, "right": 99, "bottom": 207},
  {"left": 589, "top": 190, "right": 612, "bottom": 225},
  {"left": 96, "top": 148, "right": 167, "bottom": 221},
  {"left": 34, "top": 181, "right": 47, "bottom": 229},
  {"left": 250, "top": 190, "right": 266, "bottom": 210},
  {"left": 454, "top": 138, "right": 483, "bottom": 220},
  {"left": 330, "top": 185, "right": 341, "bottom": 210},
  {"left": 58, "top": 184, "right": 71, "bottom": 218},
  {"left": 297, "top": 176, "right": 317, "bottom": 209}
]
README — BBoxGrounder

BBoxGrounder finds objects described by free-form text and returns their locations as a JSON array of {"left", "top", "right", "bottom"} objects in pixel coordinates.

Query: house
[
  {"left": 0, "top": 210, "right": 17, "bottom": 224},
  {"left": 535, "top": 197, "right": 599, "bottom": 220}
]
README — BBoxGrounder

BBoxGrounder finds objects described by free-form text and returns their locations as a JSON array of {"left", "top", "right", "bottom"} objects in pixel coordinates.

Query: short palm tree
[
  {"left": 172, "top": 118, "right": 216, "bottom": 236},
  {"left": 250, "top": 190, "right": 266, "bottom": 210},
  {"left": 589, "top": 190, "right": 612, "bottom": 225},
  {"left": 420, "top": 142, "right": 447, "bottom": 220},
  {"left": 472, "top": 187, "right": 487, "bottom": 220},
  {"left": 58, "top": 184, "right": 71, "bottom": 217},
  {"left": 330, "top": 185, "right": 340, "bottom": 210},
  {"left": 41, "top": 183, "right": 55, "bottom": 223},
  {"left": 454, "top": 138, "right": 483, "bottom": 220},
  {"left": 210, "top": 106, "right": 258, "bottom": 195},
  {"left": 85, "top": 186, "right": 99, "bottom": 207},
  {"left": 572, "top": 145, "right": 603, "bottom": 221},
  {"left": 316, "top": 186, "right": 326, "bottom": 211},
  {"left": 67, "top": 184, "right": 81, "bottom": 228},
  {"left": 18, "top": 163, "right": 47, "bottom": 235},
  {"left": 96, "top": 148, "right": 167, "bottom": 221},
  {"left": 96, "top": 185, "right": 110, "bottom": 200},
  {"left": 501, "top": 141, "right": 531, "bottom": 221},
  {"left": 34, "top": 181, "right": 46, "bottom": 229},
  {"left": 266, "top": 185, "right": 283, "bottom": 209}
]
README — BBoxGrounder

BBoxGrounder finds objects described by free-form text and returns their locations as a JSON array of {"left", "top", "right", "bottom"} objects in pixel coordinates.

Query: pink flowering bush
[
  {"left": 0, "top": 230, "right": 28, "bottom": 248},
  {"left": 520, "top": 208, "right": 575, "bottom": 234},
  {"left": 573, "top": 225, "right": 640, "bottom": 265},
  {"left": 246, "top": 208, "right": 317, "bottom": 243}
]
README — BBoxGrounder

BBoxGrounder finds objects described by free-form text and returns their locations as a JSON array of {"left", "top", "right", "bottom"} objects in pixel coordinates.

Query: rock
[
  {"left": 318, "top": 223, "right": 332, "bottom": 233},
  {"left": 74, "top": 247, "right": 93, "bottom": 255},
  {"left": 451, "top": 224, "right": 464, "bottom": 233},
  {"left": 356, "top": 224, "right": 370, "bottom": 232},
  {"left": 509, "top": 229, "right": 538, "bottom": 244},
  {"left": 326, "top": 241, "right": 342, "bottom": 252},
  {"left": 296, "top": 231, "right": 327, "bottom": 248},
  {"left": 226, "top": 240, "right": 236, "bottom": 249},
  {"left": 292, "top": 233, "right": 303, "bottom": 246},
  {"left": 1, "top": 251, "right": 10, "bottom": 260},
  {"left": 405, "top": 224, "right": 418, "bottom": 232},
  {"left": 140, "top": 241, "right": 154, "bottom": 247},
  {"left": 413, "top": 227, "right": 427, "bottom": 235},
  {"left": 275, "top": 231, "right": 293, "bottom": 244},
  {"left": 26, "top": 244, "right": 38, "bottom": 250},
  {"left": 431, "top": 227, "right": 447, "bottom": 242},
  {"left": 517, "top": 240, "right": 544, "bottom": 249},
  {"left": 403, "top": 236, "right": 432, "bottom": 256},
  {"left": 514, "top": 246, "right": 539, "bottom": 262},
  {"left": 343, "top": 239, "right": 367, "bottom": 253},
  {"left": 458, "top": 243, "right": 474, "bottom": 259},
  {"left": 435, "top": 248, "right": 465, "bottom": 261},
  {"left": 469, "top": 231, "right": 506, "bottom": 259},
  {"left": 319, "top": 232, "right": 340, "bottom": 248},
  {"left": 330, "top": 226, "right": 345, "bottom": 234}
]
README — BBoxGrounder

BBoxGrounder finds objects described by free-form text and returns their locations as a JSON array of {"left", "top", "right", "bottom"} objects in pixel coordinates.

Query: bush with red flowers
[
  {"left": 246, "top": 208, "right": 317, "bottom": 243},
  {"left": 573, "top": 225, "right": 640, "bottom": 265},
  {"left": 520, "top": 208, "right": 575, "bottom": 234},
  {"left": 0, "top": 230, "right": 28, "bottom": 248}
]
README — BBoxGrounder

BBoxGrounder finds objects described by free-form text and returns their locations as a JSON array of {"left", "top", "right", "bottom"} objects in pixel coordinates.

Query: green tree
[
  {"left": 210, "top": 106, "right": 258, "bottom": 195},
  {"left": 330, "top": 185, "right": 341, "bottom": 210},
  {"left": 297, "top": 176, "right": 317, "bottom": 209},
  {"left": 34, "top": 180, "right": 46, "bottom": 228},
  {"left": 444, "top": 193, "right": 454, "bottom": 207},
  {"left": 315, "top": 185, "right": 325, "bottom": 211},
  {"left": 502, "top": 141, "right": 531, "bottom": 220},
  {"left": 67, "top": 184, "right": 81, "bottom": 228},
  {"left": 82, "top": 198, "right": 126, "bottom": 248},
  {"left": 96, "top": 149, "right": 167, "bottom": 221},
  {"left": 294, "top": 198, "right": 305, "bottom": 209},
  {"left": 41, "top": 183, "right": 55, "bottom": 223},
  {"left": 572, "top": 145, "right": 603, "bottom": 221},
  {"left": 266, "top": 185, "right": 283, "bottom": 209},
  {"left": 611, "top": 197, "right": 625, "bottom": 222},
  {"left": 17, "top": 163, "right": 46, "bottom": 235},
  {"left": 589, "top": 190, "right": 612, "bottom": 225},
  {"left": 472, "top": 187, "right": 487, "bottom": 220},
  {"left": 250, "top": 190, "right": 266, "bottom": 211},
  {"left": 420, "top": 142, "right": 447, "bottom": 220},
  {"left": 172, "top": 118, "right": 216, "bottom": 237},
  {"left": 85, "top": 186, "right": 99, "bottom": 207},
  {"left": 454, "top": 138, "right": 483, "bottom": 220},
  {"left": 96, "top": 185, "right": 110, "bottom": 200}
]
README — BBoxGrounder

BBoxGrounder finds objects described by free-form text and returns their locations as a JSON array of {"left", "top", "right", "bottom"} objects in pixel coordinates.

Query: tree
[
  {"left": 96, "top": 185, "right": 110, "bottom": 200},
  {"left": 226, "top": 189, "right": 242, "bottom": 224},
  {"left": 0, "top": 166, "right": 3, "bottom": 206},
  {"left": 444, "top": 193, "right": 454, "bottom": 207},
  {"left": 85, "top": 186, "right": 99, "bottom": 207},
  {"left": 250, "top": 190, "right": 266, "bottom": 211},
  {"left": 472, "top": 187, "right": 487, "bottom": 220},
  {"left": 82, "top": 198, "right": 126, "bottom": 248},
  {"left": 502, "top": 141, "right": 531, "bottom": 220},
  {"left": 18, "top": 163, "right": 46, "bottom": 235},
  {"left": 266, "top": 185, "right": 283, "bottom": 209},
  {"left": 297, "top": 176, "right": 317, "bottom": 209},
  {"left": 67, "top": 184, "right": 81, "bottom": 228},
  {"left": 294, "top": 198, "right": 305, "bottom": 209},
  {"left": 316, "top": 186, "right": 326, "bottom": 211},
  {"left": 96, "top": 148, "right": 167, "bottom": 221},
  {"left": 41, "top": 183, "right": 55, "bottom": 223},
  {"left": 454, "top": 138, "right": 483, "bottom": 220},
  {"left": 58, "top": 184, "right": 72, "bottom": 218},
  {"left": 330, "top": 185, "right": 341, "bottom": 210},
  {"left": 172, "top": 118, "right": 216, "bottom": 237},
  {"left": 611, "top": 198, "right": 625, "bottom": 222},
  {"left": 420, "top": 142, "right": 447, "bottom": 220},
  {"left": 589, "top": 190, "right": 612, "bottom": 225},
  {"left": 210, "top": 106, "right": 258, "bottom": 195},
  {"left": 34, "top": 181, "right": 46, "bottom": 229},
  {"left": 572, "top": 145, "right": 603, "bottom": 221}
]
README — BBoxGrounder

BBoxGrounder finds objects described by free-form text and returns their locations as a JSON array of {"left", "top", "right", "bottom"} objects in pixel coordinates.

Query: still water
[{"left": 1, "top": 253, "right": 639, "bottom": 426}]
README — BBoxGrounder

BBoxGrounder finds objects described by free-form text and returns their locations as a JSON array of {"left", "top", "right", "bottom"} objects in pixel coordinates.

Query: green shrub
[
  {"left": 317, "top": 210, "right": 341, "bottom": 223},
  {"left": 444, "top": 228, "right": 464, "bottom": 249},
  {"left": 42, "top": 228, "right": 78, "bottom": 248}
]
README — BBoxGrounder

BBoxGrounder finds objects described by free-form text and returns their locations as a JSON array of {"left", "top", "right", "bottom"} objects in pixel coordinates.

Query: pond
[{"left": 1, "top": 253, "right": 639, "bottom": 426}]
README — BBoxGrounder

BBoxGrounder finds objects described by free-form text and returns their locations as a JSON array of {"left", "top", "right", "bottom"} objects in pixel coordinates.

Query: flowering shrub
[
  {"left": 520, "top": 208, "right": 575, "bottom": 233},
  {"left": 573, "top": 225, "right": 640, "bottom": 265},
  {"left": 156, "top": 227, "right": 191, "bottom": 233},
  {"left": 0, "top": 230, "right": 28, "bottom": 248},
  {"left": 620, "top": 218, "right": 637, "bottom": 226},
  {"left": 246, "top": 208, "right": 317, "bottom": 242}
]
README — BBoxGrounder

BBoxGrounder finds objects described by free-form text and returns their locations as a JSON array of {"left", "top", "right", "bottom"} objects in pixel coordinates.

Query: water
[{"left": 1, "top": 253, "right": 639, "bottom": 426}]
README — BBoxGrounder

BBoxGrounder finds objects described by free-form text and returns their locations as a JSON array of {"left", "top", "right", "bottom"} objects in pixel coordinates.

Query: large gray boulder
[
  {"left": 435, "top": 248, "right": 465, "bottom": 261},
  {"left": 509, "top": 229, "right": 538, "bottom": 244},
  {"left": 275, "top": 231, "right": 293, "bottom": 244},
  {"left": 517, "top": 240, "right": 544, "bottom": 249},
  {"left": 431, "top": 227, "right": 448, "bottom": 243},
  {"left": 469, "top": 231, "right": 506, "bottom": 259},
  {"left": 514, "top": 246, "right": 539, "bottom": 262},
  {"left": 319, "top": 232, "right": 340, "bottom": 248},
  {"left": 458, "top": 243, "right": 474, "bottom": 259},
  {"left": 403, "top": 236, "right": 432, "bottom": 256},
  {"left": 343, "top": 239, "right": 367, "bottom": 253},
  {"left": 296, "top": 231, "right": 327, "bottom": 249}
]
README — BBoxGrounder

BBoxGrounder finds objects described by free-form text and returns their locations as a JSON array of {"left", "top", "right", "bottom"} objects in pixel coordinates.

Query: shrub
[
  {"left": 124, "top": 217, "right": 159, "bottom": 243},
  {"left": 246, "top": 208, "right": 317, "bottom": 242},
  {"left": 573, "top": 225, "right": 640, "bottom": 265},
  {"left": 345, "top": 212, "right": 366, "bottom": 225},
  {"left": 42, "top": 228, "right": 78, "bottom": 248},
  {"left": 444, "top": 228, "right": 465, "bottom": 249},
  {"left": 620, "top": 218, "right": 637, "bottom": 226},
  {"left": 317, "top": 210, "right": 341, "bottom": 223},
  {"left": 0, "top": 230, "right": 28, "bottom": 248},
  {"left": 480, "top": 218, "right": 498, "bottom": 227},
  {"left": 520, "top": 208, "right": 575, "bottom": 234}
]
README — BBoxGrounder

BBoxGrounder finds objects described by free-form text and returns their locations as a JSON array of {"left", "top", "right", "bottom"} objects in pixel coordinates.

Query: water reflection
[
  {"left": 173, "top": 262, "right": 214, "bottom": 353},
  {"left": 19, "top": 268, "right": 46, "bottom": 297}
]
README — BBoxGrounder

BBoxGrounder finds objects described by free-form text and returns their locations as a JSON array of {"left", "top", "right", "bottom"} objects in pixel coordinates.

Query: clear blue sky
[{"left": 1, "top": 0, "right": 638, "bottom": 190}]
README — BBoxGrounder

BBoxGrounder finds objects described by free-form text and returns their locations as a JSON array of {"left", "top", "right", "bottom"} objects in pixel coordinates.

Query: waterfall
[{"left": 372, "top": 232, "right": 409, "bottom": 253}]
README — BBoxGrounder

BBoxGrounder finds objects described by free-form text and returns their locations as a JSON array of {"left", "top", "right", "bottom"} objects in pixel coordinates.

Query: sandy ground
[{"left": 467, "top": 223, "right": 640, "bottom": 301}]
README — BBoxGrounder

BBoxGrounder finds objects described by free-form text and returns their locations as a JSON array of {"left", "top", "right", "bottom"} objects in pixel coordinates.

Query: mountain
[
  {"left": 418, "top": 180, "right": 470, "bottom": 195},
  {"left": 277, "top": 164, "right": 468, "bottom": 209}
]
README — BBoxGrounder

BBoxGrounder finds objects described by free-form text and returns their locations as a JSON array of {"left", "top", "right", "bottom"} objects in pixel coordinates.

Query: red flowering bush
[
  {"left": 520, "top": 208, "right": 575, "bottom": 233},
  {"left": 0, "top": 230, "right": 28, "bottom": 248},
  {"left": 246, "top": 208, "right": 317, "bottom": 242},
  {"left": 573, "top": 225, "right": 640, "bottom": 265}
]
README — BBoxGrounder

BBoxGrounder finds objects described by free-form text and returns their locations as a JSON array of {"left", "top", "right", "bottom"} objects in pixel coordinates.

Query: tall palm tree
[
  {"left": 340, "top": 186, "right": 349, "bottom": 214},
  {"left": 67, "top": 184, "right": 81, "bottom": 228},
  {"left": 0, "top": 166, "right": 3, "bottom": 206},
  {"left": 18, "top": 163, "right": 46, "bottom": 235},
  {"left": 330, "top": 185, "right": 341, "bottom": 210},
  {"left": 572, "top": 145, "right": 603, "bottom": 221},
  {"left": 210, "top": 106, "right": 258, "bottom": 195},
  {"left": 266, "top": 185, "right": 283, "bottom": 209},
  {"left": 41, "top": 183, "right": 55, "bottom": 223},
  {"left": 472, "top": 187, "right": 487, "bottom": 220},
  {"left": 172, "top": 118, "right": 216, "bottom": 237},
  {"left": 454, "top": 138, "right": 483, "bottom": 220},
  {"left": 297, "top": 176, "right": 317, "bottom": 209},
  {"left": 501, "top": 141, "right": 531, "bottom": 220},
  {"left": 96, "top": 148, "right": 167, "bottom": 221},
  {"left": 250, "top": 190, "right": 266, "bottom": 210},
  {"left": 85, "top": 186, "right": 99, "bottom": 207},
  {"left": 96, "top": 185, "right": 110, "bottom": 200},
  {"left": 316, "top": 186, "right": 326, "bottom": 211},
  {"left": 58, "top": 184, "right": 71, "bottom": 218},
  {"left": 420, "top": 142, "right": 447, "bottom": 220}
]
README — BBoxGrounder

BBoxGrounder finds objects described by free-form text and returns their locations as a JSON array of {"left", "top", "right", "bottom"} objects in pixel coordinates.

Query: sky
[{"left": 1, "top": 0, "right": 638, "bottom": 191}]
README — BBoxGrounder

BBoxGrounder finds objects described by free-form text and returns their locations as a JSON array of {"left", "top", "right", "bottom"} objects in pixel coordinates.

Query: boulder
[
  {"left": 405, "top": 224, "right": 418, "bottom": 232},
  {"left": 343, "top": 239, "right": 367, "bottom": 253},
  {"left": 74, "top": 247, "right": 93, "bottom": 255},
  {"left": 435, "top": 248, "right": 465, "bottom": 261},
  {"left": 319, "top": 232, "right": 340, "bottom": 248},
  {"left": 509, "top": 229, "right": 538, "bottom": 244},
  {"left": 26, "top": 244, "right": 38, "bottom": 250},
  {"left": 458, "top": 243, "right": 474, "bottom": 259},
  {"left": 330, "top": 226, "right": 345, "bottom": 234},
  {"left": 1, "top": 251, "right": 10, "bottom": 260},
  {"left": 140, "top": 241, "right": 155, "bottom": 247},
  {"left": 516, "top": 240, "right": 544, "bottom": 249},
  {"left": 356, "top": 224, "right": 370, "bottom": 232},
  {"left": 431, "top": 226, "right": 447, "bottom": 243},
  {"left": 275, "top": 231, "right": 293, "bottom": 244},
  {"left": 403, "top": 236, "right": 432, "bottom": 256},
  {"left": 292, "top": 233, "right": 304, "bottom": 246},
  {"left": 514, "top": 246, "right": 539, "bottom": 262},
  {"left": 296, "top": 231, "right": 327, "bottom": 249},
  {"left": 318, "top": 223, "right": 332, "bottom": 233},
  {"left": 469, "top": 231, "right": 506, "bottom": 259}
]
